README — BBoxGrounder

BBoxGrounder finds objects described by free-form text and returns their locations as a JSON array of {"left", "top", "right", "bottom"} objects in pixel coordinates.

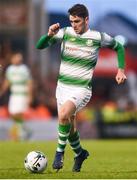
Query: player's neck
[{"left": 78, "top": 27, "right": 89, "bottom": 35}]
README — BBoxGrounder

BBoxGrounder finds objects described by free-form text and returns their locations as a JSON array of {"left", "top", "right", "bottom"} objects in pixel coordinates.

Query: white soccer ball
[{"left": 24, "top": 151, "right": 47, "bottom": 173}]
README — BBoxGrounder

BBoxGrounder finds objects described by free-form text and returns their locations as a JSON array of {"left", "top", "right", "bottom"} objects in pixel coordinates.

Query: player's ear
[
  {"left": 85, "top": 17, "right": 89, "bottom": 25},
  {"left": 85, "top": 17, "right": 89, "bottom": 21}
]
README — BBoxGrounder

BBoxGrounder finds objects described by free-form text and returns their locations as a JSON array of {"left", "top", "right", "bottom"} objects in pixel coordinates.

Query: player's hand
[
  {"left": 115, "top": 68, "right": 127, "bottom": 84},
  {"left": 48, "top": 23, "right": 60, "bottom": 37}
]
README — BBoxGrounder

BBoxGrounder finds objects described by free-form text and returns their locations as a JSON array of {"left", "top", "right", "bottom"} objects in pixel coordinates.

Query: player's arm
[
  {"left": 27, "top": 79, "right": 33, "bottom": 106},
  {"left": 25, "top": 66, "right": 34, "bottom": 106},
  {"left": 101, "top": 33, "right": 127, "bottom": 84},
  {"left": 113, "top": 41, "right": 127, "bottom": 84},
  {"left": 36, "top": 23, "right": 63, "bottom": 49},
  {"left": 0, "top": 79, "right": 10, "bottom": 97}
]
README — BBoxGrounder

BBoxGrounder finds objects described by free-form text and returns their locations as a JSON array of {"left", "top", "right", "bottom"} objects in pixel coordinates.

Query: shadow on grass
[
  {"left": 1, "top": 168, "right": 137, "bottom": 174},
  {"left": 1, "top": 168, "right": 137, "bottom": 179}
]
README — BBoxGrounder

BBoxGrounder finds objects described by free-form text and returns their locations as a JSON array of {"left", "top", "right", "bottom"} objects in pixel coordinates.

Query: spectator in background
[{"left": 0, "top": 52, "right": 33, "bottom": 140}]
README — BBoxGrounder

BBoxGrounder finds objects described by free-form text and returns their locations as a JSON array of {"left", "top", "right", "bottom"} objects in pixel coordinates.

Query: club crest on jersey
[{"left": 86, "top": 40, "right": 93, "bottom": 46}]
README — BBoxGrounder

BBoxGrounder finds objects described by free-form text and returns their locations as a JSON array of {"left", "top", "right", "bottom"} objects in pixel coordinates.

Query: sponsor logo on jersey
[{"left": 65, "top": 45, "right": 91, "bottom": 55}]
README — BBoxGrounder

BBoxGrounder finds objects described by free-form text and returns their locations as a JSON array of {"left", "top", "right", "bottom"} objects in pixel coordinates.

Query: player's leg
[
  {"left": 68, "top": 115, "right": 89, "bottom": 172},
  {"left": 9, "top": 113, "right": 22, "bottom": 140},
  {"left": 8, "top": 95, "right": 30, "bottom": 141},
  {"left": 67, "top": 87, "right": 91, "bottom": 171},
  {"left": 68, "top": 115, "right": 83, "bottom": 156},
  {"left": 9, "top": 113, "right": 30, "bottom": 141},
  {"left": 52, "top": 100, "right": 76, "bottom": 170}
]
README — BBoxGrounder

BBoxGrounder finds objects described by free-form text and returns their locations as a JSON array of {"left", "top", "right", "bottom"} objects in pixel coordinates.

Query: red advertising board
[
  {"left": 94, "top": 48, "right": 118, "bottom": 77},
  {"left": 94, "top": 48, "right": 137, "bottom": 77}
]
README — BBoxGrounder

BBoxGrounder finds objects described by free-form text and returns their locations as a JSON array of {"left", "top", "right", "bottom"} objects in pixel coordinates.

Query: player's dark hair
[
  {"left": 68, "top": 4, "right": 89, "bottom": 18},
  {"left": 10, "top": 51, "right": 23, "bottom": 61}
]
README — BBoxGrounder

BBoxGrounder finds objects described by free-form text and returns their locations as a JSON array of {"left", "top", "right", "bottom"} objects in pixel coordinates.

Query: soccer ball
[{"left": 24, "top": 151, "right": 47, "bottom": 173}]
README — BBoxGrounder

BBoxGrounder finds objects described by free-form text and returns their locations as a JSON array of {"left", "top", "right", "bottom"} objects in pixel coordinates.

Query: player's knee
[{"left": 58, "top": 108, "right": 69, "bottom": 123}]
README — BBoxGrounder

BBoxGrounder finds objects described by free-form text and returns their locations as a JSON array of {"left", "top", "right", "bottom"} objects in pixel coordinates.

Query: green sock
[
  {"left": 68, "top": 131, "right": 82, "bottom": 156},
  {"left": 57, "top": 124, "right": 71, "bottom": 152},
  {"left": 13, "top": 116, "right": 23, "bottom": 123}
]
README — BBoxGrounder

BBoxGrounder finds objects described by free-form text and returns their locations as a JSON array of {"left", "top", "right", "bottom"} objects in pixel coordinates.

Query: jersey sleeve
[
  {"left": 100, "top": 32, "right": 125, "bottom": 69},
  {"left": 100, "top": 32, "right": 115, "bottom": 48},
  {"left": 36, "top": 28, "right": 64, "bottom": 49}
]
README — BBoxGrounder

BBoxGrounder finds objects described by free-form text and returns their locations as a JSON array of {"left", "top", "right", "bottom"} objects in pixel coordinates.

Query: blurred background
[{"left": 0, "top": 0, "right": 137, "bottom": 140}]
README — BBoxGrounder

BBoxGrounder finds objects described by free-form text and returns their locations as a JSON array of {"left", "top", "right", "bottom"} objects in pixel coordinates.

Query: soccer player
[
  {"left": 36, "top": 4, "right": 127, "bottom": 172},
  {"left": 0, "top": 52, "right": 33, "bottom": 140}
]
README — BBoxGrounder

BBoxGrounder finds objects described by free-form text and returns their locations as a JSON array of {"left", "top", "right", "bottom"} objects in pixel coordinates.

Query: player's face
[
  {"left": 69, "top": 15, "right": 89, "bottom": 34},
  {"left": 11, "top": 53, "right": 23, "bottom": 65}
]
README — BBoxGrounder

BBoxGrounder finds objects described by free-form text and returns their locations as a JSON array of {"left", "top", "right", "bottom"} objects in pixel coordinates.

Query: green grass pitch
[{"left": 0, "top": 139, "right": 137, "bottom": 179}]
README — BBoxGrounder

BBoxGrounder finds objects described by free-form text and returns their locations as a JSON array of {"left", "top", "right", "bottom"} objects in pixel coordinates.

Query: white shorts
[
  {"left": 8, "top": 95, "right": 29, "bottom": 114},
  {"left": 56, "top": 83, "right": 92, "bottom": 113}
]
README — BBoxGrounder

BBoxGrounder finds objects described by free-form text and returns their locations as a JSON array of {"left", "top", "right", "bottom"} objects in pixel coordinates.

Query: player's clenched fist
[
  {"left": 115, "top": 68, "right": 127, "bottom": 84},
  {"left": 48, "top": 23, "right": 60, "bottom": 37}
]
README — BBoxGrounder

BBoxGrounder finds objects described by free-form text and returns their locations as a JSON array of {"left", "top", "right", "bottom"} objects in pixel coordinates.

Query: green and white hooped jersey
[
  {"left": 6, "top": 64, "right": 31, "bottom": 96},
  {"left": 52, "top": 27, "right": 115, "bottom": 89},
  {"left": 36, "top": 27, "right": 124, "bottom": 89}
]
